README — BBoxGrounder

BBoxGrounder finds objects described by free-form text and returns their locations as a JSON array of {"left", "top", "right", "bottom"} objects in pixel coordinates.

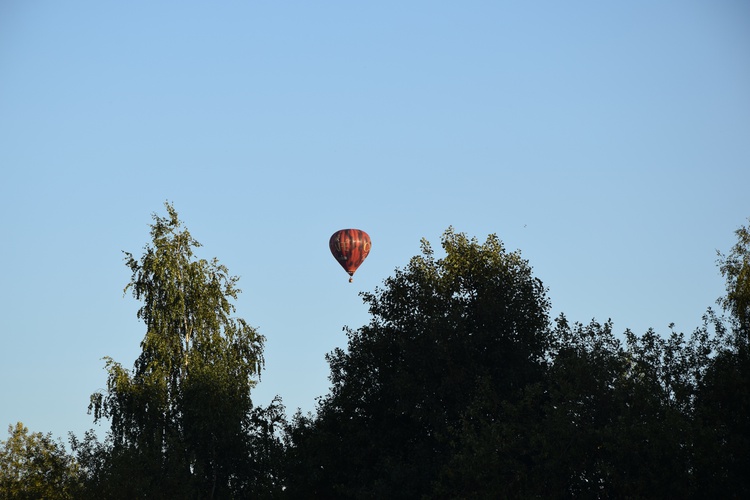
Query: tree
[
  {"left": 88, "top": 203, "right": 268, "bottom": 498},
  {"left": 717, "top": 217, "right": 750, "bottom": 337},
  {"left": 285, "top": 228, "right": 551, "bottom": 498},
  {"left": 285, "top": 226, "right": 744, "bottom": 498},
  {"left": 0, "top": 422, "right": 81, "bottom": 499},
  {"left": 432, "top": 316, "right": 707, "bottom": 498},
  {"left": 540, "top": 320, "right": 696, "bottom": 498},
  {"left": 692, "top": 218, "right": 750, "bottom": 497},
  {"left": 692, "top": 342, "right": 750, "bottom": 498}
]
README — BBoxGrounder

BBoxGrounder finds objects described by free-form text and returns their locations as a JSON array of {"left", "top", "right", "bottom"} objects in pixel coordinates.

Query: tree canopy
[
  {"left": 284, "top": 228, "right": 551, "bottom": 497},
  {"left": 3, "top": 211, "right": 750, "bottom": 498},
  {"left": 718, "top": 217, "right": 750, "bottom": 336},
  {"left": 284, "top": 225, "right": 750, "bottom": 498},
  {"left": 0, "top": 422, "right": 81, "bottom": 499}
]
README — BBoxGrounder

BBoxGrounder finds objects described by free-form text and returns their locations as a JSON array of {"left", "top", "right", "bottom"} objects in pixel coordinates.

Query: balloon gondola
[{"left": 329, "top": 229, "right": 371, "bottom": 283}]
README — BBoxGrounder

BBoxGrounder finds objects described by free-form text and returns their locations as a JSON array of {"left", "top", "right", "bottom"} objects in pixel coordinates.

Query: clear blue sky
[{"left": 1, "top": 1, "right": 748, "bottom": 442}]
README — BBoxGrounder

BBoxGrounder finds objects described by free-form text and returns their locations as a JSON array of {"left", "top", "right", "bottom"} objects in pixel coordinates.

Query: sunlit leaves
[
  {"left": 87, "top": 202, "right": 270, "bottom": 498},
  {"left": 0, "top": 423, "right": 81, "bottom": 499},
  {"left": 717, "top": 217, "right": 750, "bottom": 336}
]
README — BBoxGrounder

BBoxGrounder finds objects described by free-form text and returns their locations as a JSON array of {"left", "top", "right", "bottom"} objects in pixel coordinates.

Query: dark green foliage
[
  {"left": 286, "top": 225, "right": 750, "bottom": 498},
  {"left": 692, "top": 317, "right": 750, "bottom": 498},
  {"left": 285, "top": 228, "right": 551, "bottom": 497},
  {"left": 246, "top": 397, "right": 289, "bottom": 497},
  {"left": 431, "top": 318, "right": 704, "bottom": 498},
  {"left": 7, "top": 217, "right": 750, "bottom": 497},
  {"left": 695, "top": 218, "right": 750, "bottom": 496}
]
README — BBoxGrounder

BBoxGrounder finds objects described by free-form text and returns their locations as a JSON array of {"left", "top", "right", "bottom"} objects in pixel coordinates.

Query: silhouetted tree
[
  {"left": 285, "top": 224, "right": 750, "bottom": 498},
  {"left": 692, "top": 218, "right": 750, "bottom": 497},
  {"left": 285, "top": 228, "right": 551, "bottom": 497}
]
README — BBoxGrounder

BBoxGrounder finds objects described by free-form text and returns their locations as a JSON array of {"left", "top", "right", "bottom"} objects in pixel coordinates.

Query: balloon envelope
[{"left": 329, "top": 229, "right": 371, "bottom": 282}]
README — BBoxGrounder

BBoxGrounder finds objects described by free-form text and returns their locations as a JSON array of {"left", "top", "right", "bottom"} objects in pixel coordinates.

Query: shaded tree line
[{"left": 2, "top": 207, "right": 749, "bottom": 498}]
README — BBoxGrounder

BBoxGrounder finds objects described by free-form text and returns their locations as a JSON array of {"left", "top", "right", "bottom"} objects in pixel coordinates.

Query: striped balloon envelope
[{"left": 329, "top": 229, "right": 372, "bottom": 282}]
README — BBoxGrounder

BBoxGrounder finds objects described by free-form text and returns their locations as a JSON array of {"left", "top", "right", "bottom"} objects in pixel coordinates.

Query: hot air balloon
[{"left": 329, "top": 229, "right": 371, "bottom": 282}]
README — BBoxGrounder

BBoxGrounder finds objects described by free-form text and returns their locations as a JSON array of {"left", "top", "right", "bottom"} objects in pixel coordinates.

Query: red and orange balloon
[{"left": 329, "top": 229, "right": 371, "bottom": 282}]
